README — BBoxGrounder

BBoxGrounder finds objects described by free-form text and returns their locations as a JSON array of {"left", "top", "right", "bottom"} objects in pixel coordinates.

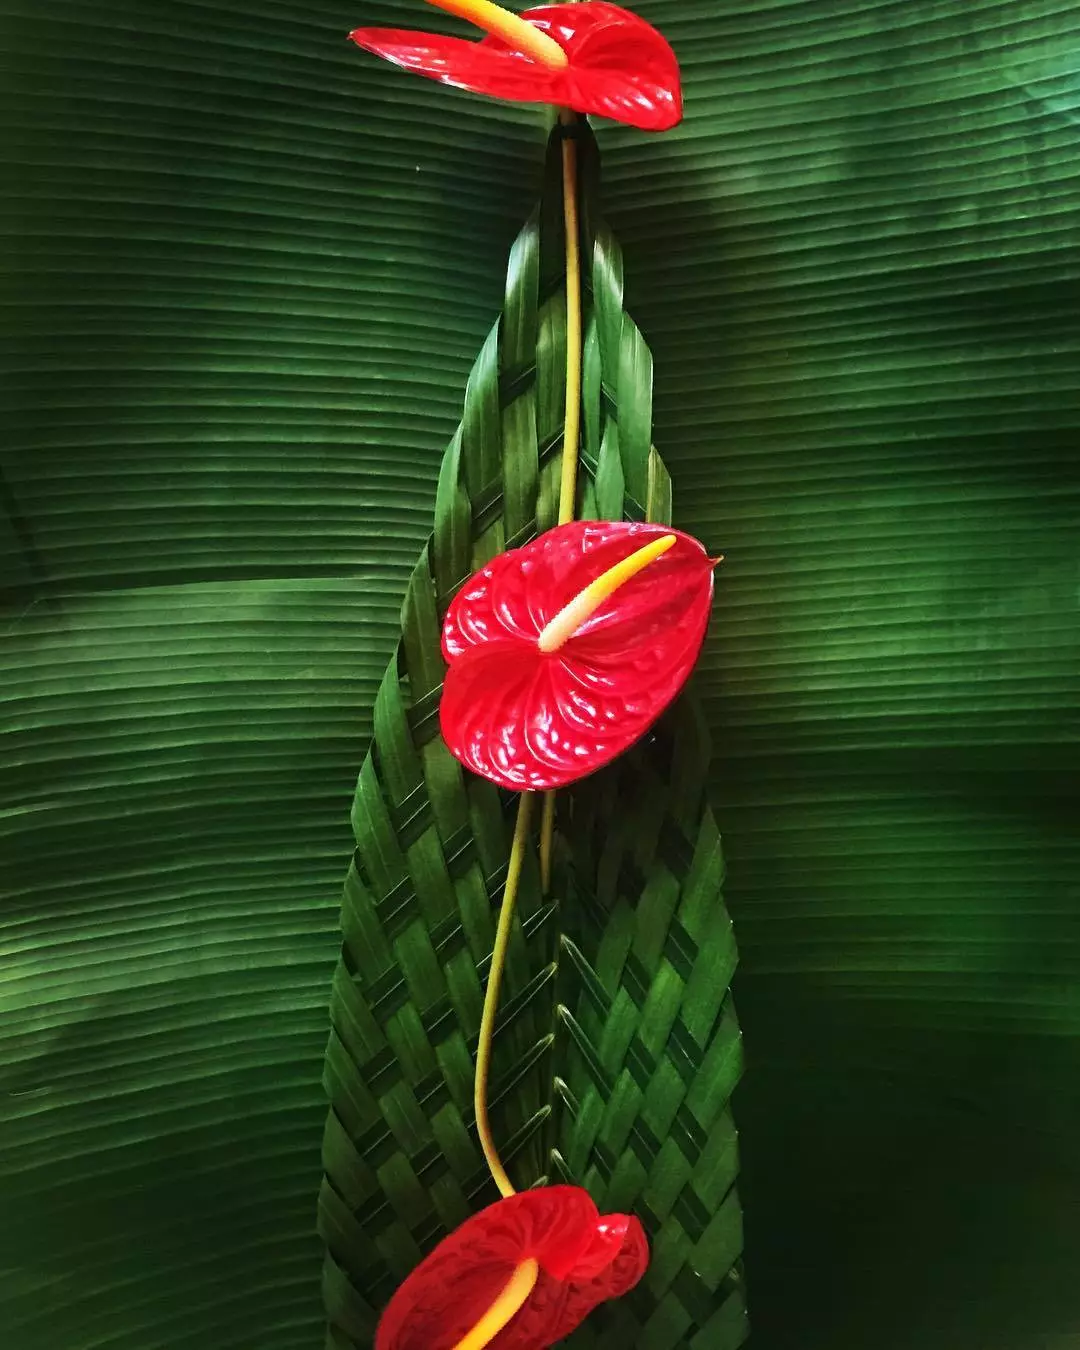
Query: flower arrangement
[{"left": 321, "top": 7, "right": 745, "bottom": 1348}]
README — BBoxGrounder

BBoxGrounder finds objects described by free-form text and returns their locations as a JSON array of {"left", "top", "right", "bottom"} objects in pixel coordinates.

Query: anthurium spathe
[
  {"left": 350, "top": 1, "right": 682, "bottom": 132},
  {"left": 375, "top": 1186, "right": 648, "bottom": 1350},
  {"left": 439, "top": 520, "right": 716, "bottom": 791}
]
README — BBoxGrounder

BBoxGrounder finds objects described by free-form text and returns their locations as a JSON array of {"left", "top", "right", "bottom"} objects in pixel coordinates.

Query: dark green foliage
[
  {"left": 4, "top": 5, "right": 1079, "bottom": 1350},
  {"left": 318, "top": 128, "right": 747, "bottom": 1349}
]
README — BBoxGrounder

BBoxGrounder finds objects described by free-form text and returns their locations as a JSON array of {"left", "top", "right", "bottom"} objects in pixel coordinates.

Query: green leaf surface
[
  {"left": 319, "top": 125, "right": 746, "bottom": 1350},
  {"left": 2, "top": 3, "right": 1079, "bottom": 1350}
]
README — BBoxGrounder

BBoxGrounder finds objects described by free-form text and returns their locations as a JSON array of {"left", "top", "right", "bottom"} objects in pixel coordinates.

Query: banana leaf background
[{"left": 2, "top": 1, "right": 1079, "bottom": 1348}]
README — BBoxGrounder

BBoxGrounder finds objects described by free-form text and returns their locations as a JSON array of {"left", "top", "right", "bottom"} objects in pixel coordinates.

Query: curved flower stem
[
  {"left": 474, "top": 103, "right": 582, "bottom": 1194},
  {"left": 538, "top": 789, "right": 558, "bottom": 895},
  {"left": 539, "top": 106, "right": 584, "bottom": 895},
  {"left": 474, "top": 790, "right": 534, "bottom": 1197},
  {"left": 556, "top": 110, "right": 582, "bottom": 528}
]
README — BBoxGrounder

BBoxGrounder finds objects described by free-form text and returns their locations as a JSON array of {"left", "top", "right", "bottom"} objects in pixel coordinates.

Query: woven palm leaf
[{"left": 318, "top": 123, "right": 746, "bottom": 1349}]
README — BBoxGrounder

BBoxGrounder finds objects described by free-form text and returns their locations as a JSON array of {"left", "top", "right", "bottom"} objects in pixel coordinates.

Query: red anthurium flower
[
  {"left": 350, "top": 2, "right": 682, "bottom": 132},
  {"left": 440, "top": 520, "right": 715, "bottom": 790},
  {"left": 376, "top": 1186, "right": 648, "bottom": 1350}
]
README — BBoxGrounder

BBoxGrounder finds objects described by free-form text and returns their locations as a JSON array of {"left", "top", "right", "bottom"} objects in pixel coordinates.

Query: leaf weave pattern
[{"left": 319, "top": 126, "right": 747, "bottom": 1350}]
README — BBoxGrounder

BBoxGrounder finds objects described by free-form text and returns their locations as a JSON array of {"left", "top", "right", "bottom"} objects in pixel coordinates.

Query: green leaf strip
[{"left": 319, "top": 124, "right": 748, "bottom": 1350}]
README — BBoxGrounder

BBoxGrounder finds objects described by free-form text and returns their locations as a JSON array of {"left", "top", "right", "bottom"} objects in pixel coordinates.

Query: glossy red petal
[
  {"left": 441, "top": 638, "right": 647, "bottom": 789},
  {"left": 349, "top": 29, "right": 565, "bottom": 105},
  {"left": 547, "top": 1216, "right": 650, "bottom": 1340},
  {"left": 376, "top": 1188, "right": 599, "bottom": 1350},
  {"left": 488, "top": 1215, "right": 649, "bottom": 1350},
  {"left": 440, "top": 521, "right": 714, "bottom": 790},
  {"left": 514, "top": 3, "right": 681, "bottom": 130},
  {"left": 350, "top": 3, "right": 681, "bottom": 132},
  {"left": 444, "top": 521, "right": 708, "bottom": 655},
  {"left": 563, "top": 1212, "right": 637, "bottom": 1280}
]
